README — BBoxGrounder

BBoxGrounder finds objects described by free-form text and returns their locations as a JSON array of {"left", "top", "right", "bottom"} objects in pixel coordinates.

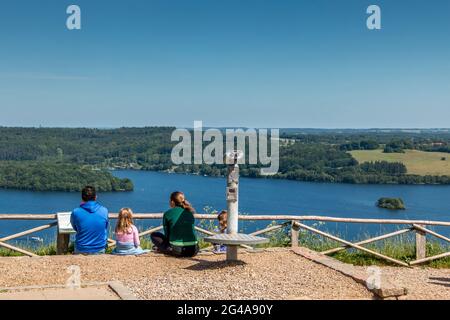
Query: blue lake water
[{"left": 1, "top": 170, "right": 449, "bottom": 244}]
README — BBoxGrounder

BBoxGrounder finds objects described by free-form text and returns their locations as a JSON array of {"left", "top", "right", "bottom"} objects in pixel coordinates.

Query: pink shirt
[{"left": 115, "top": 225, "right": 140, "bottom": 246}]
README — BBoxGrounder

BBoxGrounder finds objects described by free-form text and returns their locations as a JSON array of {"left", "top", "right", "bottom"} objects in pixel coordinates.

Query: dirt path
[{"left": 0, "top": 248, "right": 448, "bottom": 300}]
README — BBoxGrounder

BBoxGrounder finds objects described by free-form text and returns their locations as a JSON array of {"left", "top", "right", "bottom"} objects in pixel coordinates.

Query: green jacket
[{"left": 163, "top": 206, "right": 198, "bottom": 246}]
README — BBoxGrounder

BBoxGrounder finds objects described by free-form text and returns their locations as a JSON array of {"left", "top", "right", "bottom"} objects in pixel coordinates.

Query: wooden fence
[{"left": 0, "top": 213, "right": 449, "bottom": 266}]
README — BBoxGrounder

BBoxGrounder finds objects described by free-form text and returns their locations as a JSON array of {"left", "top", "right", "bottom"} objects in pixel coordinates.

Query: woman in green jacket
[{"left": 151, "top": 191, "right": 199, "bottom": 257}]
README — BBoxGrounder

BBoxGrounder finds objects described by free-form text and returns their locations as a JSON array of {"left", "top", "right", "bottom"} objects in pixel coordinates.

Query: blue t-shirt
[{"left": 70, "top": 201, "right": 109, "bottom": 253}]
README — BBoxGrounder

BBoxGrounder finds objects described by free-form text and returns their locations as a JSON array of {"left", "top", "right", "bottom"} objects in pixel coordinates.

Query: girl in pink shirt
[{"left": 112, "top": 208, "right": 149, "bottom": 255}]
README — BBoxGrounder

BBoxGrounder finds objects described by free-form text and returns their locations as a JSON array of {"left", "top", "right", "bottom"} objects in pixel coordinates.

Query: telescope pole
[{"left": 226, "top": 162, "right": 239, "bottom": 261}]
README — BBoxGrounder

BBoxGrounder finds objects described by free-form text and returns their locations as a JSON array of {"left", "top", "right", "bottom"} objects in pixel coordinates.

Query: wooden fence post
[
  {"left": 56, "top": 232, "right": 70, "bottom": 255},
  {"left": 291, "top": 221, "right": 300, "bottom": 248},
  {"left": 415, "top": 224, "right": 426, "bottom": 260}
]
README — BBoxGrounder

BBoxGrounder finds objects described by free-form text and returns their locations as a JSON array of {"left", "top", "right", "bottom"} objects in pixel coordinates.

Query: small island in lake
[{"left": 376, "top": 197, "right": 406, "bottom": 210}]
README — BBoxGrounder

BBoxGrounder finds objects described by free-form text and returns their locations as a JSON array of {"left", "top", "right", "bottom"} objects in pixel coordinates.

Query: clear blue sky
[{"left": 0, "top": 0, "right": 449, "bottom": 128}]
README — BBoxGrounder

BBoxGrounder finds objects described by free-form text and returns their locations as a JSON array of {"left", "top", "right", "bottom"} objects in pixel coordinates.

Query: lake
[{"left": 1, "top": 170, "right": 449, "bottom": 244}]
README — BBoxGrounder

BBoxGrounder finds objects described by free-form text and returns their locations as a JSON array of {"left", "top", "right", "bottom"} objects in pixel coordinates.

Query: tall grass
[
  {"left": 256, "top": 221, "right": 450, "bottom": 268},
  {"left": 0, "top": 244, "right": 57, "bottom": 257}
]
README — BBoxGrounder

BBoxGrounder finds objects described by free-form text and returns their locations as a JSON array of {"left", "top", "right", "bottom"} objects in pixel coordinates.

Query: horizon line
[{"left": 1, "top": 125, "right": 450, "bottom": 131}]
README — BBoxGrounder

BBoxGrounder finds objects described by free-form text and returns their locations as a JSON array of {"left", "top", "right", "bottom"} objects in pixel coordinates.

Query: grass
[
  {"left": 329, "top": 241, "right": 450, "bottom": 268},
  {"left": 252, "top": 222, "right": 450, "bottom": 268},
  {"left": 350, "top": 149, "right": 450, "bottom": 176},
  {"left": 0, "top": 244, "right": 57, "bottom": 257}
]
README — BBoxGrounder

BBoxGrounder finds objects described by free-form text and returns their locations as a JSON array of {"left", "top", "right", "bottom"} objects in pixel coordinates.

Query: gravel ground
[
  {"left": 353, "top": 265, "right": 450, "bottom": 300},
  {"left": 0, "top": 248, "right": 448, "bottom": 300}
]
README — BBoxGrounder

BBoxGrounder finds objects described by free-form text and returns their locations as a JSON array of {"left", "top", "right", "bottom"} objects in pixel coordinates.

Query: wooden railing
[{"left": 0, "top": 213, "right": 449, "bottom": 266}]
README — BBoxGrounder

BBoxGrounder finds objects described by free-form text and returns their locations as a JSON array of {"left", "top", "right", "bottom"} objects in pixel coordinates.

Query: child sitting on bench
[
  {"left": 112, "top": 208, "right": 149, "bottom": 255},
  {"left": 213, "top": 210, "right": 228, "bottom": 254}
]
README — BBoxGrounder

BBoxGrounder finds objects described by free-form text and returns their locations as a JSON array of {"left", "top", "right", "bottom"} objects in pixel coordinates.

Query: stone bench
[{"left": 204, "top": 233, "right": 268, "bottom": 248}]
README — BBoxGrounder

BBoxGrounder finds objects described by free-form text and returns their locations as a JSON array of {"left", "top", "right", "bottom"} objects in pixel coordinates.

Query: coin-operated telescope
[{"left": 205, "top": 150, "right": 268, "bottom": 261}]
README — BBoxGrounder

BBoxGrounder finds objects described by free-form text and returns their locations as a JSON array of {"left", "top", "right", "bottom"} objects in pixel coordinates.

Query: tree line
[{"left": 1, "top": 127, "right": 450, "bottom": 190}]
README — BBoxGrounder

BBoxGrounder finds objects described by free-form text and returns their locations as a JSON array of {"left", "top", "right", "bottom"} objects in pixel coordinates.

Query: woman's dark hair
[
  {"left": 81, "top": 186, "right": 97, "bottom": 202},
  {"left": 170, "top": 191, "right": 195, "bottom": 213}
]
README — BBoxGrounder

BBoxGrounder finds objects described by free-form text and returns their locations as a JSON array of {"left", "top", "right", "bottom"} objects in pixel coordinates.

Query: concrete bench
[{"left": 204, "top": 233, "right": 268, "bottom": 246}]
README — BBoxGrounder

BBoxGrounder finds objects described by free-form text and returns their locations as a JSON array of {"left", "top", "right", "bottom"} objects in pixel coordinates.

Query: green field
[{"left": 350, "top": 149, "right": 450, "bottom": 176}]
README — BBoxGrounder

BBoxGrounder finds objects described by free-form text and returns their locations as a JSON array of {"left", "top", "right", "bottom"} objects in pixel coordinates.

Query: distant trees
[
  {"left": 0, "top": 127, "right": 175, "bottom": 166},
  {"left": 360, "top": 161, "right": 407, "bottom": 175},
  {"left": 1, "top": 127, "right": 450, "bottom": 187},
  {"left": 383, "top": 140, "right": 414, "bottom": 153},
  {"left": 418, "top": 143, "right": 450, "bottom": 153},
  {"left": 340, "top": 140, "right": 380, "bottom": 151}
]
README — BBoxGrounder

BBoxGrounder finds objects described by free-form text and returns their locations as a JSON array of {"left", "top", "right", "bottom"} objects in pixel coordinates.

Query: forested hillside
[{"left": 1, "top": 127, "right": 450, "bottom": 191}]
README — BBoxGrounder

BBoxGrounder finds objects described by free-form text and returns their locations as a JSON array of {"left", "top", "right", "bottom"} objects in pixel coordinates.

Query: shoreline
[{"left": 112, "top": 167, "right": 450, "bottom": 187}]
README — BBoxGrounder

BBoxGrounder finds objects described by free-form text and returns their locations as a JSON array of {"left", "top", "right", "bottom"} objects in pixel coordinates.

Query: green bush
[{"left": 377, "top": 198, "right": 406, "bottom": 210}]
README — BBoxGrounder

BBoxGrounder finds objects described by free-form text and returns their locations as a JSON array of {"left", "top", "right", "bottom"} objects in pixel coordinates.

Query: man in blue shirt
[{"left": 70, "top": 186, "right": 109, "bottom": 254}]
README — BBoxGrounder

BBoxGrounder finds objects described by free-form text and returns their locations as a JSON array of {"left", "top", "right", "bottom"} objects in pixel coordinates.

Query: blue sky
[{"left": 0, "top": 0, "right": 449, "bottom": 128}]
